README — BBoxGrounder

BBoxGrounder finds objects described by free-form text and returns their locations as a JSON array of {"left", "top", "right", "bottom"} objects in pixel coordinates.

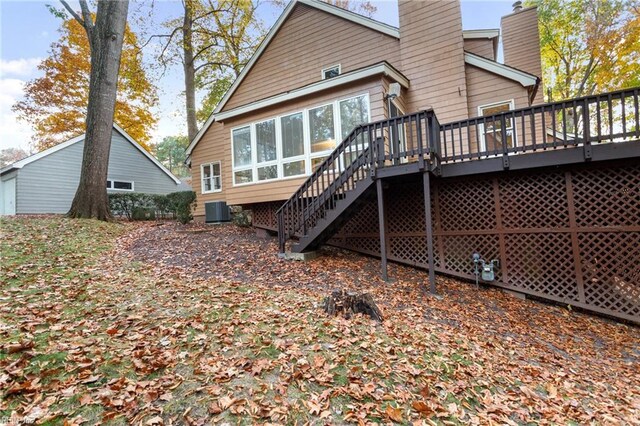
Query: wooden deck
[{"left": 273, "top": 87, "right": 640, "bottom": 323}]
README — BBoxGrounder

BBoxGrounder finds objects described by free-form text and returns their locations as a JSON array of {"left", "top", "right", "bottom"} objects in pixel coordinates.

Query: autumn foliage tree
[
  {"left": 530, "top": 0, "right": 640, "bottom": 101},
  {"left": 13, "top": 16, "right": 158, "bottom": 152}
]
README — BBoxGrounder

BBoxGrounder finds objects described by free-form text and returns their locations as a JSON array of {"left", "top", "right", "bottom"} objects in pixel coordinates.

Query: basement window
[
  {"left": 321, "top": 64, "right": 341, "bottom": 80},
  {"left": 107, "top": 180, "right": 134, "bottom": 191}
]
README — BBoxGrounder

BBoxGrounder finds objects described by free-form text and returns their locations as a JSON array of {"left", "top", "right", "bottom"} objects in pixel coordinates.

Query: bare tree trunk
[
  {"left": 66, "top": 0, "right": 129, "bottom": 220},
  {"left": 183, "top": 0, "right": 198, "bottom": 142}
]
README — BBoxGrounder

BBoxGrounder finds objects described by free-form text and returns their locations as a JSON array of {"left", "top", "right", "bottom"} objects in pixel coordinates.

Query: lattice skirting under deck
[
  {"left": 330, "top": 161, "right": 640, "bottom": 322},
  {"left": 256, "top": 160, "right": 640, "bottom": 323}
]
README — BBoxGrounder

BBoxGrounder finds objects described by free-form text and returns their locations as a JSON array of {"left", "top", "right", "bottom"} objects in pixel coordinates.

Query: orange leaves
[
  {"left": 3, "top": 339, "right": 34, "bottom": 354},
  {"left": 385, "top": 404, "right": 404, "bottom": 422},
  {"left": 12, "top": 18, "right": 157, "bottom": 152}
]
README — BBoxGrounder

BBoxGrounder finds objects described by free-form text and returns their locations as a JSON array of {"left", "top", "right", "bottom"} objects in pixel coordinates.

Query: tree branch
[
  {"left": 192, "top": 42, "right": 222, "bottom": 61},
  {"left": 59, "top": 0, "right": 85, "bottom": 27},
  {"left": 194, "top": 61, "right": 232, "bottom": 73},
  {"left": 78, "top": 0, "right": 93, "bottom": 30}
]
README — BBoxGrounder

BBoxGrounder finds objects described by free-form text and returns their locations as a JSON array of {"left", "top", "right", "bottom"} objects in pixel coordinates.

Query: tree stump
[{"left": 322, "top": 290, "right": 384, "bottom": 322}]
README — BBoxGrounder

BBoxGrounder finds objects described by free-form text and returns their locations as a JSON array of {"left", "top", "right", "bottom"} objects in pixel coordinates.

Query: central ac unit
[{"left": 205, "top": 201, "right": 231, "bottom": 223}]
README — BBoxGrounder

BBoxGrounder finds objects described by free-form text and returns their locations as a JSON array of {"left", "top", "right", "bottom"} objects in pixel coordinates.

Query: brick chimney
[
  {"left": 501, "top": 4, "right": 543, "bottom": 104},
  {"left": 398, "top": 0, "right": 469, "bottom": 122}
]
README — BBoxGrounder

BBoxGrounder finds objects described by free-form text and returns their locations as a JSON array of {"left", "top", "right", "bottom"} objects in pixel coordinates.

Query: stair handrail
[{"left": 277, "top": 109, "right": 437, "bottom": 253}]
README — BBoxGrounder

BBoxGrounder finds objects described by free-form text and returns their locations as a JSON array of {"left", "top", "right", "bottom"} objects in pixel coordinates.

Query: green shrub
[
  {"left": 109, "top": 190, "right": 196, "bottom": 224},
  {"left": 109, "top": 193, "right": 151, "bottom": 220},
  {"left": 167, "top": 191, "right": 197, "bottom": 224},
  {"left": 151, "top": 194, "right": 173, "bottom": 219},
  {"left": 233, "top": 209, "right": 252, "bottom": 227},
  {"left": 132, "top": 207, "right": 156, "bottom": 221}
]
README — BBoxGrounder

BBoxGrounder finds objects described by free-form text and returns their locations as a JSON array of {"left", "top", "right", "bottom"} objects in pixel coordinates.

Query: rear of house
[
  {"left": 186, "top": 0, "right": 541, "bottom": 222},
  {"left": 185, "top": 0, "right": 640, "bottom": 324},
  {"left": 0, "top": 125, "right": 186, "bottom": 215}
]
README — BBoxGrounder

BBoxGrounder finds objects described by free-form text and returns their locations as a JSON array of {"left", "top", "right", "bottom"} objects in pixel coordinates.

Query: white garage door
[{"left": 1, "top": 178, "right": 16, "bottom": 215}]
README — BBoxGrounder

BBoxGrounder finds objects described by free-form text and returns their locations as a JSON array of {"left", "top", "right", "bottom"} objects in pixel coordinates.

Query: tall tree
[
  {"left": 529, "top": 0, "right": 640, "bottom": 101},
  {"left": 150, "top": 0, "right": 377, "bottom": 141},
  {"left": 154, "top": 135, "right": 190, "bottom": 177},
  {"left": 326, "top": 0, "right": 376, "bottom": 17},
  {"left": 149, "top": 0, "right": 262, "bottom": 141},
  {"left": 58, "top": 0, "right": 130, "bottom": 220},
  {"left": 13, "top": 15, "right": 157, "bottom": 152}
]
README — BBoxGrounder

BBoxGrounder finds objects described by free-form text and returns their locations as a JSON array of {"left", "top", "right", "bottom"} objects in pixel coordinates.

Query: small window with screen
[{"left": 322, "top": 64, "right": 341, "bottom": 80}]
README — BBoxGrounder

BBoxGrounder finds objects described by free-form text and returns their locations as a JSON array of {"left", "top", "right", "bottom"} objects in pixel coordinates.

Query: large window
[
  {"left": 230, "top": 93, "right": 370, "bottom": 186},
  {"left": 478, "top": 100, "right": 516, "bottom": 152},
  {"left": 256, "top": 119, "right": 277, "bottom": 181},
  {"left": 232, "top": 126, "right": 252, "bottom": 184},
  {"left": 201, "top": 162, "right": 222, "bottom": 193},
  {"left": 281, "top": 112, "right": 305, "bottom": 177},
  {"left": 340, "top": 96, "right": 369, "bottom": 139},
  {"left": 309, "top": 103, "right": 335, "bottom": 165}
]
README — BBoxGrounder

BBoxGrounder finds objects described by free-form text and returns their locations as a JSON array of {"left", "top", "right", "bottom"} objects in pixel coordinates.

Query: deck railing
[
  {"left": 277, "top": 110, "right": 439, "bottom": 253},
  {"left": 439, "top": 87, "right": 640, "bottom": 164},
  {"left": 276, "top": 87, "right": 640, "bottom": 253}
]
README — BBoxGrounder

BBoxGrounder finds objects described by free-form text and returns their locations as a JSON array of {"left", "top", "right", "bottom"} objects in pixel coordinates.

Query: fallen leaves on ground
[{"left": 1, "top": 217, "right": 638, "bottom": 425}]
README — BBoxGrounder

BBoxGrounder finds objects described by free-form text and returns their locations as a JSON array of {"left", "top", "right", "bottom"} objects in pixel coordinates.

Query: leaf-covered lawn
[{"left": 1, "top": 217, "right": 638, "bottom": 425}]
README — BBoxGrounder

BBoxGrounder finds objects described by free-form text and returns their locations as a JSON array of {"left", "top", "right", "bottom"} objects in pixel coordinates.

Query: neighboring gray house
[{"left": 0, "top": 124, "right": 189, "bottom": 215}]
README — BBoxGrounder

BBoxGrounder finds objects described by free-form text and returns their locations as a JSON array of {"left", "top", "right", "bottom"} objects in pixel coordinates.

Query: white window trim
[
  {"left": 107, "top": 179, "right": 135, "bottom": 192},
  {"left": 308, "top": 100, "right": 338, "bottom": 166},
  {"left": 230, "top": 93, "right": 371, "bottom": 187},
  {"left": 477, "top": 99, "right": 517, "bottom": 152},
  {"left": 231, "top": 126, "right": 253, "bottom": 185},
  {"left": 280, "top": 111, "right": 307, "bottom": 179},
  {"left": 321, "top": 64, "right": 341, "bottom": 80},
  {"left": 254, "top": 118, "right": 279, "bottom": 182},
  {"left": 201, "top": 161, "right": 222, "bottom": 194}
]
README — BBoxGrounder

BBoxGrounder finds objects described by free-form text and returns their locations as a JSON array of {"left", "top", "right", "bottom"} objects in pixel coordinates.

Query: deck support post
[
  {"left": 376, "top": 178, "right": 389, "bottom": 281},
  {"left": 422, "top": 171, "right": 437, "bottom": 294}
]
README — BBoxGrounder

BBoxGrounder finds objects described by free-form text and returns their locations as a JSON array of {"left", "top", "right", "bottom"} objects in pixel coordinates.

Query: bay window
[
  {"left": 339, "top": 95, "right": 369, "bottom": 139},
  {"left": 230, "top": 93, "right": 370, "bottom": 185}
]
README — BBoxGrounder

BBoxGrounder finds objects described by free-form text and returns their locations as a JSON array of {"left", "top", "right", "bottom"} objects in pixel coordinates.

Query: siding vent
[{"left": 205, "top": 201, "right": 231, "bottom": 223}]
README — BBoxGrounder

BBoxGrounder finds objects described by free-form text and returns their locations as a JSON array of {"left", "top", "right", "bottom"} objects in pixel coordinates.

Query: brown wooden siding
[
  {"left": 191, "top": 77, "right": 387, "bottom": 214},
  {"left": 501, "top": 7, "right": 544, "bottom": 105},
  {"left": 398, "top": 0, "right": 469, "bottom": 123},
  {"left": 464, "top": 38, "right": 495, "bottom": 60},
  {"left": 464, "top": 64, "right": 535, "bottom": 154},
  {"left": 223, "top": 3, "right": 400, "bottom": 111},
  {"left": 465, "top": 64, "right": 530, "bottom": 116}
]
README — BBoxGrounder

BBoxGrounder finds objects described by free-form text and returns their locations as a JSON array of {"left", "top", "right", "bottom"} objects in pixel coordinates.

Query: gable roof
[
  {"left": 1, "top": 124, "right": 182, "bottom": 184},
  {"left": 464, "top": 51, "right": 539, "bottom": 87},
  {"left": 213, "top": 0, "right": 398, "bottom": 119}
]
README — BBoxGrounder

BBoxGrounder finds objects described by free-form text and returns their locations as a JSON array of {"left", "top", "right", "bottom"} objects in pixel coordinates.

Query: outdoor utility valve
[{"left": 472, "top": 253, "right": 499, "bottom": 286}]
